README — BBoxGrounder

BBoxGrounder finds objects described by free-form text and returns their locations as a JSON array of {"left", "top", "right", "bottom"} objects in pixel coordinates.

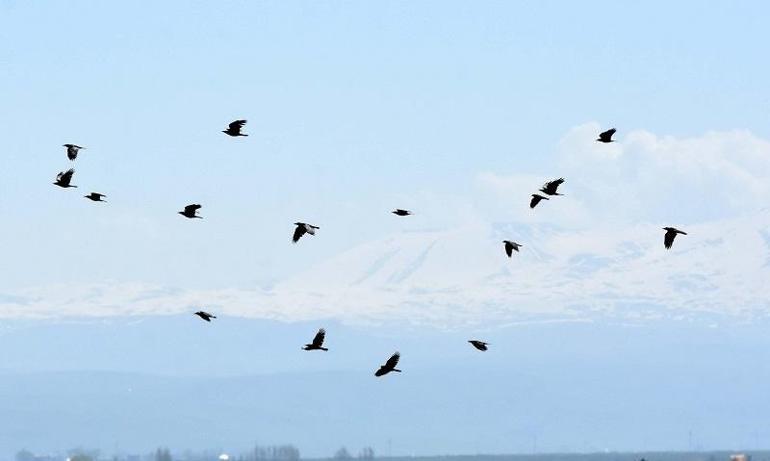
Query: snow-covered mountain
[
  {"left": 265, "top": 210, "right": 770, "bottom": 326},
  {"left": 3, "top": 212, "right": 770, "bottom": 326}
]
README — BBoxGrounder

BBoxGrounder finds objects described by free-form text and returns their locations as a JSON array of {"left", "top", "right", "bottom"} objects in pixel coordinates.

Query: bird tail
[
  {"left": 392, "top": 368, "right": 402, "bottom": 373},
  {"left": 320, "top": 347, "right": 329, "bottom": 351}
]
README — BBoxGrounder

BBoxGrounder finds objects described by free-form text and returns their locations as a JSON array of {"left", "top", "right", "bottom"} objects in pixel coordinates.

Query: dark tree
[
  {"left": 334, "top": 448, "right": 352, "bottom": 460},
  {"left": 155, "top": 448, "right": 172, "bottom": 461},
  {"left": 15, "top": 450, "right": 34, "bottom": 461}
]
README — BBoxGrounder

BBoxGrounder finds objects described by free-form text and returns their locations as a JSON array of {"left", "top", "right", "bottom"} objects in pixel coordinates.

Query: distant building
[{"left": 730, "top": 454, "right": 751, "bottom": 461}]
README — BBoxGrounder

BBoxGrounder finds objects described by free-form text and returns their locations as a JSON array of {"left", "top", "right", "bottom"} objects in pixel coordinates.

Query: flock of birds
[{"left": 54, "top": 123, "right": 687, "bottom": 377}]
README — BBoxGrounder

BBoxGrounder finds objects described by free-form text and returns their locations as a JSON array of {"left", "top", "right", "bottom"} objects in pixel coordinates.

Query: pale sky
[
  {"left": 2, "top": 2, "right": 770, "bottom": 456},
  {"left": 1, "top": 1, "right": 769, "bottom": 303}
]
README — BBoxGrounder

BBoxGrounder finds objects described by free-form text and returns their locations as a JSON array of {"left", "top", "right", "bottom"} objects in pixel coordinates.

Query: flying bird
[
  {"left": 194, "top": 311, "right": 216, "bottom": 322},
  {"left": 303, "top": 328, "right": 328, "bottom": 351},
  {"left": 468, "top": 340, "right": 489, "bottom": 351},
  {"left": 292, "top": 222, "right": 319, "bottom": 243},
  {"left": 84, "top": 192, "right": 106, "bottom": 202},
  {"left": 663, "top": 227, "right": 687, "bottom": 250},
  {"left": 530, "top": 193, "right": 549, "bottom": 209},
  {"left": 223, "top": 120, "right": 248, "bottom": 137},
  {"left": 503, "top": 240, "right": 522, "bottom": 257},
  {"left": 392, "top": 209, "right": 412, "bottom": 216},
  {"left": 540, "top": 178, "right": 565, "bottom": 196},
  {"left": 179, "top": 204, "right": 202, "bottom": 219},
  {"left": 597, "top": 128, "right": 616, "bottom": 143},
  {"left": 63, "top": 144, "right": 84, "bottom": 161},
  {"left": 375, "top": 352, "right": 402, "bottom": 377},
  {"left": 53, "top": 169, "right": 77, "bottom": 188}
]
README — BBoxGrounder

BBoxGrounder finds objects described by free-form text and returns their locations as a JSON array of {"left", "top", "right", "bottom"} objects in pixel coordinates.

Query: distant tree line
[
  {"left": 16, "top": 448, "right": 101, "bottom": 461},
  {"left": 333, "top": 447, "right": 375, "bottom": 460},
  {"left": 235, "top": 443, "right": 300, "bottom": 461},
  {"left": 16, "top": 443, "right": 377, "bottom": 461}
]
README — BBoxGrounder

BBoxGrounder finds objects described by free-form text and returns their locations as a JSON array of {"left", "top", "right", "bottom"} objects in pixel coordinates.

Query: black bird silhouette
[
  {"left": 84, "top": 192, "right": 106, "bottom": 202},
  {"left": 303, "top": 328, "right": 328, "bottom": 351},
  {"left": 540, "top": 178, "right": 565, "bottom": 196},
  {"left": 375, "top": 352, "right": 402, "bottom": 377},
  {"left": 194, "top": 311, "right": 216, "bottom": 322},
  {"left": 392, "top": 209, "right": 412, "bottom": 216},
  {"left": 503, "top": 240, "right": 522, "bottom": 257},
  {"left": 597, "top": 128, "right": 616, "bottom": 143},
  {"left": 63, "top": 144, "right": 84, "bottom": 161},
  {"left": 468, "top": 340, "right": 489, "bottom": 351},
  {"left": 179, "top": 204, "right": 202, "bottom": 219},
  {"left": 530, "top": 193, "right": 549, "bottom": 209},
  {"left": 53, "top": 169, "right": 77, "bottom": 188},
  {"left": 663, "top": 227, "right": 687, "bottom": 250},
  {"left": 292, "top": 222, "right": 319, "bottom": 243},
  {"left": 223, "top": 120, "right": 248, "bottom": 137}
]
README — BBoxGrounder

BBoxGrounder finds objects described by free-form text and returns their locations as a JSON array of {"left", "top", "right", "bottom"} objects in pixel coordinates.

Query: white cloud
[{"left": 479, "top": 123, "right": 770, "bottom": 226}]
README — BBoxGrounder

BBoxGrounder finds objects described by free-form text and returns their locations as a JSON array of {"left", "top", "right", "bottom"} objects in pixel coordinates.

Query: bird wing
[
  {"left": 541, "top": 178, "right": 564, "bottom": 194},
  {"left": 664, "top": 230, "right": 676, "bottom": 249},
  {"left": 60, "top": 169, "right": 75, "bottom": 183},
  {"left": 292, "top": 225, "right": 306, "bottom": 243},
  {"left": 229, "top": 120, "right": 247, "bottom": 131},
  {"left": 529, "top": 195, "right": 541, "bottom": 208},
  {"left": 312, "top": 328, "right": 326, "bottom": 347},
  {"left": 471, "top": 341, "right": 488, "bottom": 351},
  {"left": 385, "top": 352, "right": 400, "bottom": 369},
  {"left": 505, "top": 242, "right": 513, "bottom": 257},
  {"left": 184, "top": 204, "right": 202, "bottom": 213},
  {"left": 600, "top": 128, "right": 616, "bottom": 141},
  {"left": 305, "top": 225, "right": 317, "bottom": 235}
]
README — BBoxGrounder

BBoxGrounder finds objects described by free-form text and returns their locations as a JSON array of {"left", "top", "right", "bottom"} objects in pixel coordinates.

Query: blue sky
[
  {"left": 2, "top": 1, "right": 770, "bottom": 455},
  {"left": 1, "top": 1, "right": 769, "bottom": 291},
  {"left": 0, "top": 1, "right": 769, "bottom": 315}
]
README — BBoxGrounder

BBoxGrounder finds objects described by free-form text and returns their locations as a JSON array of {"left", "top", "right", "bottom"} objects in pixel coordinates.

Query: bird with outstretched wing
[
  {"left": 540, "top": 178, "right": 565, "bottom": 196},
  {"left": 597, "top": 128, "right": 616, "bottom": 143},
  {"left": 303, "top": 328, "right": 328, "bottom": 351},
  {"left": 223, "top": 120, "right": 248, "bottom": 137}
]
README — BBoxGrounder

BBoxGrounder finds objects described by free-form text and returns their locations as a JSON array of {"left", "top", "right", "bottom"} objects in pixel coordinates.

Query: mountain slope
[{"left": 2, "top": 213, "right": 769, "bottom": 325}]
